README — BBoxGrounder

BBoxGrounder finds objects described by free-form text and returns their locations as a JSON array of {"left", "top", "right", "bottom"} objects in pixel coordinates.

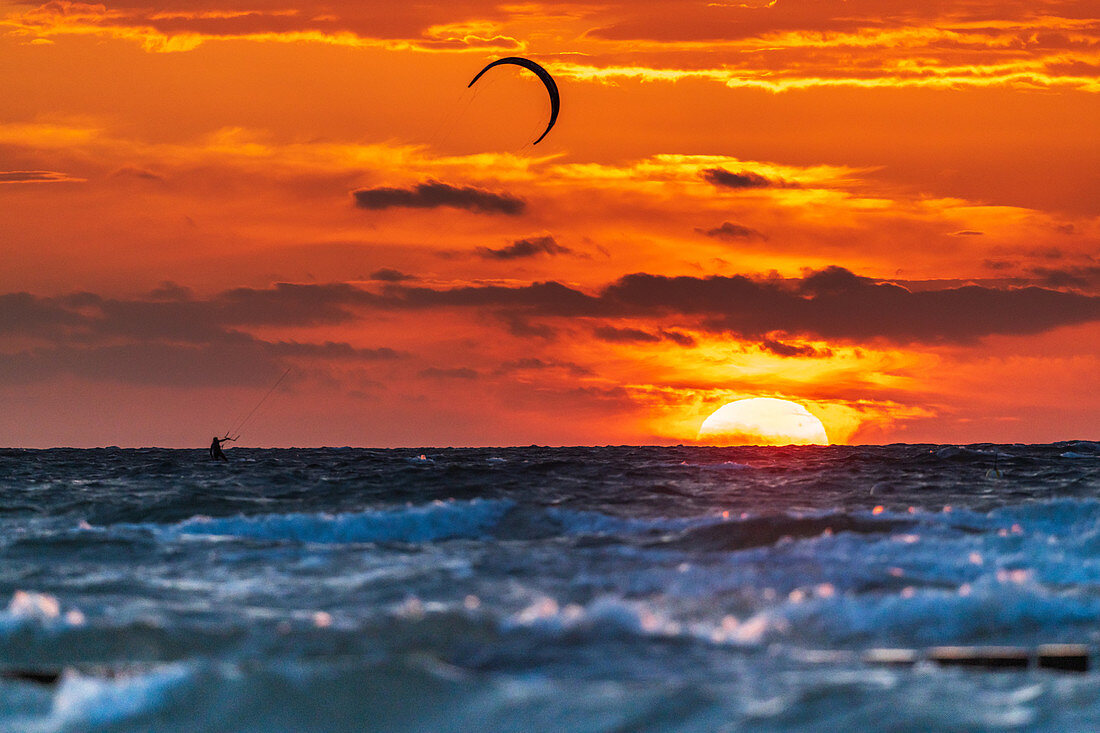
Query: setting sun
[{"left": 698, "top": 398, "right": 829, "bottom": 446}]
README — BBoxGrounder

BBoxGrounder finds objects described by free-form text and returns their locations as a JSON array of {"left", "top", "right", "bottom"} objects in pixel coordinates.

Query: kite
[{"left": 468, "top": 57, "right": 560, "bottom": 145}]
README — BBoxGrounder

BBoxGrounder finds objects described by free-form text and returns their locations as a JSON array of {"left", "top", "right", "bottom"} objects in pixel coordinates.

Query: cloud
[
  {"left": 476, "top": 236, "right": 572, "bottom": 260},
  {"left": 386, "top": 281, "right": 597, "bottom": 316},
  {"left": 594, "top": 325, "right": 662, "bottom": 343},
  {"left": 570, "top": 2, "right": 1100, "bottom": 94},
  {"left": 6, "top": 266, "right": 1099, "bottom": 394},
  {"left": 217, "top": 282, "right": 382, "bottom": 326},
  {"left": 495, "top": 358, "right": 592, "bottom": 376},
  {"left": 702, "top": 168, "right": 792, "bottom": 189},
  {"left": 952, "top": 230, "right": 984, "bottom": 236},
  {"left": 0, "top": 293, "right": 84, "bottom": 335},
  {"left": 111, "top": 166, "right": 166, "bottom": 182},
  {"left": 147, "top": 281, "right": 194, "bottom": 300},
  {"left": 660, "top": 330, "right": 697, "bottom": 347},
  {"left": 0, "top": 170, "right": 83, "bottom": 183},
  {"left": 497, "top": 312, "right": 557, "bottom": 340},
  {"left": 267, "top": 341, "right": 403, "bottom": 360},
  {"left": 351, "top": 180, "right": 525, "bottom": 215},
  {"left": 369, "top": 268, "right": 416, "bottom": 282},
  {"left": 600, "top": 266, "right": 1100, "bottom": 342},
  {"left": 367, "top": 266, "right": 1100, "bottom": 343},
  {"left": 759, "top": 338, "right": 832, "bottom": 358},
  {"left": 593, "top": 326, "right": 698, "bottom": 347},
  {"left": 1026, "top": 247, "right": 1065, "bottom": 260},
  {"left": 1028, "top": 265, "right": 1100, "bottom": 291},
  {"left": 418, "top": 366, "right": 479, "bottom": 379},
  {"left": 0, "top": 285, "right": 402, "bottom": 386},
  {"left": 697, "top": 221, "right": 768, "bottom": 242},
  {"left": 5, "top": 1, "right": 522, "bottom": 53},
  {"left": 0, "top": 341, "right": 279, "bottom": 387}
]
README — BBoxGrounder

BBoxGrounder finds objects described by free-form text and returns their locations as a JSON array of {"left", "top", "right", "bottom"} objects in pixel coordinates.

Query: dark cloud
[
  {"left": 0, "top": 341, "right": 284, "bottom": 388},
  {"left": 559, "top": 384, "right": 636, "bottom": 408},
  {"left": 697, "top": 221, "right": 768, "bottom": 242},
  {"left": 351, "top": 180, "right": 525, "bottom": 215},
  {"left": 361, "top": 265, "right": 1100, "bottom": 342},
  {"left": 1028, "top": 265, "right": 1100, "bottom": 291},
  {"left": 147, "top": 281, "right": 194, "bottom": 300},
  {"left": 0, "top": 285, "right": 401, "bottom": 386},
  {"left": 495, "top": 358, "right": 592, "bottom": 376},
  {"left": 592, "top": 325, "right": 697, "bottom": 347},
  {"left": 594, "top": 325, "right": 662, "bottom": 343},
  {"left": 418, "top": 367, "right": 479, "bottom": 380},
  {"left": 1056, "top": 224, "right": 1079, "bottom": 235},
  {"left": 983, "top": 259, "right": 1016, "bottom": 271},
  {"left": 268, "top": 341, "right": 404, "bottom": 360},
  {"left": 5, "top": 264, "right": 1099, "bottom": 394},
  {"left": 952, "top": 230, "right": 984, "bottom": 236},
  {"left": 702, "top": 168, "right": 793, "bottom": 190},
  {"left": 476, "top": 236, "right": 572, "bottom": 260},
  {"left": 760, "top": 338, "right": 832, "bottom": 358},
  {"left": 45, "top": 283, "right": 372, "bottom": 345},
  {"left": 599, "top": 266, "right": 1100, "bottom": 342},
  {"left": 1026, "top": 247, "right": 1065, "bottom": 260},
  {"left": 388, "top": 281, "right": 597, "bottom": 316},
  {"left": 369, "top": 268, "right": 416, "bottom": 282},
  {"left": 497, "top": 312, "right": 557, "bottom": 340},
  {"left": 217, "top": 282, "right": 381, "bottom": 326},
  {"left": 111, "top": 166, "right": 166, "bottom": 182},
  {"left": 0, "top": 170, "right": 81, "bottom": 183},
  {"left": 659, "top": 330, "right": 697, "bottom": 347},
  {"left": 0, "top": 333, "right": 403, "bottom": 388},
  {"left": 0, "top": 293, "right": 84, "bottom": 336}
]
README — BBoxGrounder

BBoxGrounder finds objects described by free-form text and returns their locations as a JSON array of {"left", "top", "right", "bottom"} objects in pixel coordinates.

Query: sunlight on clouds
[
  {"left": 630, "top": 382, "right": 933, "bottom": 445},
  {"left": 2, "top": 2, "right": 521, "bottom": 53},
  {"left": 0, "top": 121, "right": 101, "bottom": 147},
  {"left": 561, "top": 327, "right": 940, "bottom": 443},
  {"left": 551, "top": 61, "right": 1100, "bottom": 93}
]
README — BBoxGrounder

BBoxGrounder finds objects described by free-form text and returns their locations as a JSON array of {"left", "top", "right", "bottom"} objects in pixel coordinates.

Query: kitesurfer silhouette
[{"left": 210, "top": 435, "right": 236, "bottom": 461}]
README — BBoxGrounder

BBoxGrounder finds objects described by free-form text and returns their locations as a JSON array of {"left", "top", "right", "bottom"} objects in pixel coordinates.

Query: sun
[{"left": 698, "top": 398, "right": 829, "bottom": 446}]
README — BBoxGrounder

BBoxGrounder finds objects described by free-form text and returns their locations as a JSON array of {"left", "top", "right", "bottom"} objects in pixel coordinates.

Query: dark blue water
[{"left": 1, "top": 443, "right": 1099, "bottom": 731}]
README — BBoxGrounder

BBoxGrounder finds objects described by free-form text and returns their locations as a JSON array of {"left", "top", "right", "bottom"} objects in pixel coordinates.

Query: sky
[{"left": 1, "top": 0, "right": 1098, "bottom": 448}]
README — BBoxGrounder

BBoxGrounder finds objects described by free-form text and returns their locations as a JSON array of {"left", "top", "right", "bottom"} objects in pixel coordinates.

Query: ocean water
[{"left": 1, "top": 443, "right": 1099, "bottom": 732}]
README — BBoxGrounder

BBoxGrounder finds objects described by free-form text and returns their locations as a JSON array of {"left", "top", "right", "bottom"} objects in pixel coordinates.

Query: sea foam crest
[
  {"left": 166, "top": 499, "right": 514, "bottom": 544},
  {"left": 545, "top": 507, "right": 711, "bottom": 536},
  {"left": 50, "top": 664, "right": 195, "bottom": 729},
  {"left": 2, "top": 590, "right": 85, "bottom": 627},
  {"left": 505, "top": 595, "right": 777, "bottom": 646}
]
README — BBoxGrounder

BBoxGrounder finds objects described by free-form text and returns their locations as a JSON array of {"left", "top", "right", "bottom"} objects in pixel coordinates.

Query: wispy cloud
[{"left": 0, "top": 170, "right": 84, "bottom": 183}]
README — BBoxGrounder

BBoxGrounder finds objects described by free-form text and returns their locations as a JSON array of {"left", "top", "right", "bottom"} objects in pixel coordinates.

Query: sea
[{"left": 1, "top": 443, "right": 1099, "bottom": 732}]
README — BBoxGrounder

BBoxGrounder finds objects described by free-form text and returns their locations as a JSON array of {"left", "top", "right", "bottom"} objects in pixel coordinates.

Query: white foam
[
  {"left": 2, "top": 591, "right": 85, "bottom": 629},
  {"left": 49, "top": 664, "right": 193, "bottom": 729},
  {"left": 503, "top": 594, "right": 777, "bottom": 646},
  {"left": 7, "top": 591, "right": 60, "bottom": 620},
  {"left": 545, "top": 507, "right": 709, "bottom": 536}
]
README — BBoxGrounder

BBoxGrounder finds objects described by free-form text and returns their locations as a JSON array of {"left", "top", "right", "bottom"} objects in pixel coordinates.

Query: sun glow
[{"left": 698, "top": 398, "right": 829, "bottom": 446}]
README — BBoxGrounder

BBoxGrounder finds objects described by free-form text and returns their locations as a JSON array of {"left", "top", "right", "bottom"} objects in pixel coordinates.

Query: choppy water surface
[{"left": 1, "top": 443, "right": 1099, "bottom": 732}]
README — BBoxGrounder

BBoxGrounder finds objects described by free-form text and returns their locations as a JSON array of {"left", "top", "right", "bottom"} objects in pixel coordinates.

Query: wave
[
  {"left": 147, "top": 499, "right": 515, "bottom": 545},
  {"left": 543, "top": 507, "right": 705, "bottom": 536},
  {"left": 653, "top": 513, "right": 919, "bottom": 553}
]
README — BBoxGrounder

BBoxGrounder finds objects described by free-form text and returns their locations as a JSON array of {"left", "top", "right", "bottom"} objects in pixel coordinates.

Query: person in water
[{"left": 210, "top": 435, "right": 237, "bottom": 461}]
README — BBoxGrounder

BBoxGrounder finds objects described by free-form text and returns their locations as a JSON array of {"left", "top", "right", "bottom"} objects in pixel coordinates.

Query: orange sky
[{"left": 1, "top": 0, "right": 1098, "bottom": 447}]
